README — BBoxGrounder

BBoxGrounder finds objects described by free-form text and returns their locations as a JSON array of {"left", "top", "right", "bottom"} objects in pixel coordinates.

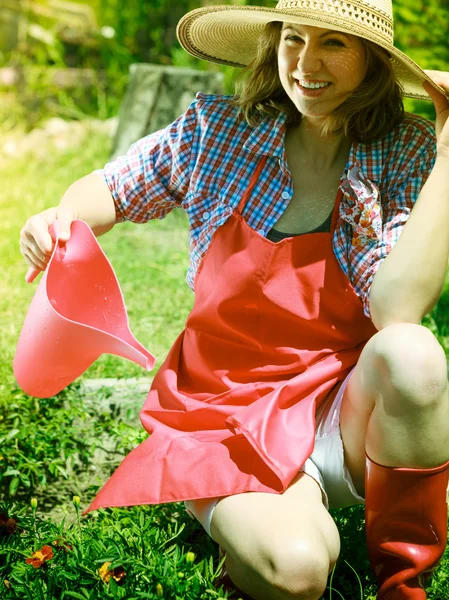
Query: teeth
[{"left": 299, "top": 80, "right": 330, "bottom": 89}]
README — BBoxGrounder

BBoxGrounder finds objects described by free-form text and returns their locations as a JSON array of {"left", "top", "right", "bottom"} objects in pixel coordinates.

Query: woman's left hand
[{"left": 423, "top": 70, "right": 449, "bottom": 159}]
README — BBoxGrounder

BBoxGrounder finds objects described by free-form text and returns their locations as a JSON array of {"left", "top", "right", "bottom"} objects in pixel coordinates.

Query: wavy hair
[{"left": 229, "top": 21, "right": 405, "bottom": 143}]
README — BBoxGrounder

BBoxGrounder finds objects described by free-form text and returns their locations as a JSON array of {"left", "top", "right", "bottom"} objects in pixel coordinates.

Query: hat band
[{"left": 275, "top": 0, "right": 394, "bottom": 43}]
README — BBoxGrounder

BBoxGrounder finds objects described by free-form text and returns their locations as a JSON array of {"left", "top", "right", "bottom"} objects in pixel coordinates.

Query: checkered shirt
[{"left": 95, "top": 92, "right": 436, "bottom": 319}]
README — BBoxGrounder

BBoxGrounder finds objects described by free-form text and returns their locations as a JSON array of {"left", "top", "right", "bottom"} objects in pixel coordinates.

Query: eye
[
  {"left": 326, "top": 39, "right": 345, "bottom": 46},
  {"left": 283, "top": 35, "right": 345, "bottom": 47}
]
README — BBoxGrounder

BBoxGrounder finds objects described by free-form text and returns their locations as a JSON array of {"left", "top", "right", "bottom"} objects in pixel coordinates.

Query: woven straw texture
[{"left": 177, "top": 0, "right": 449, "bottom": 102}]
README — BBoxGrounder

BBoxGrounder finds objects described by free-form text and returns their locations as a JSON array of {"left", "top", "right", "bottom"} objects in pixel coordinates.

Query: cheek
[
  {"left": 277, "top": 49, "right": 292, "bottom": 75},
  {"left": 329, "top": 51, "right": 366, "bottom": 83},
  {"left": 278, "top": 53, "right": 288, "bottom": 79}
]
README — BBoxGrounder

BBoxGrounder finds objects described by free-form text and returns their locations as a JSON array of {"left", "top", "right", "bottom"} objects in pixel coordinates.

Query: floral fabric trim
[{"left": 339, "top": 162, "right": 383, "bottom": 248}]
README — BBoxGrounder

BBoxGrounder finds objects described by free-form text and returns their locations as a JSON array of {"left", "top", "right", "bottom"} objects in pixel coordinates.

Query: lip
[{"left": 294, "top": 80, "right": 332, "bottom": 97}]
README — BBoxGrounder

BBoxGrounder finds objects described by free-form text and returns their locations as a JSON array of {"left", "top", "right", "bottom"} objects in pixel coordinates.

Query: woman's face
[{"left": 278, "top": 23, "right": 368, "bottom": 122}]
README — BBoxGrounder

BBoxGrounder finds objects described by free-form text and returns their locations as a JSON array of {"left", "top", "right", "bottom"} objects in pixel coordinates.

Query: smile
[{"left": 295, "top": 80, "right": 332, "bottom": 97}]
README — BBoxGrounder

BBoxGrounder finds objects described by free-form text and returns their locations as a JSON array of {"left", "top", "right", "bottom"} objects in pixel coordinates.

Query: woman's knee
[
  {"left": 256, "top": 534, "right": 338, "bottom": 600},
  {"left": 370, "top": 323, "right": 448, "bottom": 406}
]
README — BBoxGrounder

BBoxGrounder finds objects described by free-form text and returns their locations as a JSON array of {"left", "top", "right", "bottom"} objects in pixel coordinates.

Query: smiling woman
[
  {"left": 18, "top": 1, "right": 449, "bottom": 599},
  {"left": 279, "top": 24, "right": 368, "bottom": 131},
  {"left": 230, "top": 20, "right": 404, "bottom": 143}
]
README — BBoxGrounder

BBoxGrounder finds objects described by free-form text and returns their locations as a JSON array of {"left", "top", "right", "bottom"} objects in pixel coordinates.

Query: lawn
[{"left": 1, "top": 122, "right": 448, "bottom": 599}]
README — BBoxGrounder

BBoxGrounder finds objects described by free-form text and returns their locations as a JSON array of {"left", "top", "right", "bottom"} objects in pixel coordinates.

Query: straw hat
[{"left": 177, "top": 0, "right": 448, "bottom": 102}]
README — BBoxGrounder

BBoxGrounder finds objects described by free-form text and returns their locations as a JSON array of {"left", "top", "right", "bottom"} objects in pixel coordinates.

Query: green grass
[
  {"left": 1, "top": 124, "right": 449, "bottom": 599},
  {"left": 1, "top": 498, "right": 224, "bottom": 599},
  {"left": 0, "top": 126, "right": 194, "bottom": 391}
]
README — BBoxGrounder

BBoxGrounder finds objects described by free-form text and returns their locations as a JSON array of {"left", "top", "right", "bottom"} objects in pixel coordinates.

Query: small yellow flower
[
  {"left": 156, "top": 582, "right": 163, "bottom": 597},
  {"left": 72, "top": 495, "right": 81, "bottom": 508},
  {"left": 99, "top": 562, "right": 112, "bottom": 583},
  {"left": 30, "top": 498, "right": 38, "bottom": 510},
  {"left": 185, "top": 551, "right": 196, "bottom": 563},
  {"left": 98, "top": 561, "right": 126, "bottom": 585},
  {"left": 177, "top": 571, "right": 184, "bottom": 578}
]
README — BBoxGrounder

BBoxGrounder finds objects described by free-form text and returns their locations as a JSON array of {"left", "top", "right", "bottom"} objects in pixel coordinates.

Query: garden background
[{"left": 1, "top": 0, "right": 449, "bottom": 598}]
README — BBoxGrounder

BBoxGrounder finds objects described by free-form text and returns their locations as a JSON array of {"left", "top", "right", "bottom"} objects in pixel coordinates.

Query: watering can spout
[{"left": 14, "top": 220, "right": 156, "bottom": 398}]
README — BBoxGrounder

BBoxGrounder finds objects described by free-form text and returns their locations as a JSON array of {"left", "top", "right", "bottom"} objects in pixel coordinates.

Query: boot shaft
[{"left": 365, "top": 455, "right": 449, "bottom": 599}]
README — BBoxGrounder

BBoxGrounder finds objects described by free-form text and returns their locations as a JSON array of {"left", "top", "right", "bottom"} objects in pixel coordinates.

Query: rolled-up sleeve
[
  {"left": 94, "top": 99, "right": 198, "bottom": 223},
  {"left": 349, "top": 123, "right": 437, "bottom": 320}
]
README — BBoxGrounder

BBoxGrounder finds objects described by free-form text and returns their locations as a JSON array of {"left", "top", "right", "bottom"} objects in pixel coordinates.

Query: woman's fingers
[
  {"left": 20, "top": 207, "right": 75, "bottom": 281},
  {"left": 55, "top": 207, "right": 76, "bottom": 241},
  {"left": 424, "top": 72, "right": 449, "bottom": 113},
  {"left": 21, "top": 248, "right": 46, "bottom": 272},
  {"left": 20, "top": 235, "right": 51, "bottom": 271},
  {"left": 20, "top": 220, "right": 53, "bottom": 260},
  {"left": 19, "top": 210, "right": 56, "bottom": 275},
  {"left": 424, "top": 70, "right": 449, "bottom": 90},
  {"left": 424, "top": 82, "right": 449, "bottom": 114}
]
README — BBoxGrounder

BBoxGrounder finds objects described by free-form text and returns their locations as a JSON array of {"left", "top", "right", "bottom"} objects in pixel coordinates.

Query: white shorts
[{"left": 184, "top": 367, "right": 365, "bottom": 539}]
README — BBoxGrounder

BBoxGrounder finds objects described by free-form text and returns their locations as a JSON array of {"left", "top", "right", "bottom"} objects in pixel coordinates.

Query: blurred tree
[
  {"left": 393, "top": 0, "right": 449, "bottom": 118},
  {"left": 0, "top": 0, "right": 447, "bottom": 122}
]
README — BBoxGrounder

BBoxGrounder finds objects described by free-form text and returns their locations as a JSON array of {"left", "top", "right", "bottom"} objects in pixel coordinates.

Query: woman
[{"left": 20, "top": 1, "right": 449, "bottom": 599}]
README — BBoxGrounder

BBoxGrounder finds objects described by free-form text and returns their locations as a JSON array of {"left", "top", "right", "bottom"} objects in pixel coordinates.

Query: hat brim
[{"left": 177, "top": 5, "right": 449, "bottom": 102}]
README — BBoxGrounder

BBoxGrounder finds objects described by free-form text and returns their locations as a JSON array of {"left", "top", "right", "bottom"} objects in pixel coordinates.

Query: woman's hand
[
  {"left": 20, "top": 207, "right": 75, "bottom": 281},
  {"left": 423, "top": 70, "right": 449, "bottom": 159}
]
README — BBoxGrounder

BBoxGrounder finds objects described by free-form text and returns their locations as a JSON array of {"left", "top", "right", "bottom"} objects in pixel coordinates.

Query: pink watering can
[{"left": 13, "top": 220, "right": 155, "bottom": 398}]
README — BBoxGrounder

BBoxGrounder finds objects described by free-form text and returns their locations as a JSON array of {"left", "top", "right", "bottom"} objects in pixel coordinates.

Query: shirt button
[
  {"left": 202, "top": 211, "right": 210, "bottom": 221},
  {"left": 281, "top": 191, "right": 290, "bottom": 200},
  {"left": 258, "top": 229, "right": 265, "bottom": 236}
]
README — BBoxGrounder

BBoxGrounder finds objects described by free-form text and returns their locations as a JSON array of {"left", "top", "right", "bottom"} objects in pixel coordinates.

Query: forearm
[
  {"left": 369, "top": 157, "right": 449, "bottom": 330},
  {"left": 58, "top": 172, "right": 117, "bottom": 237}
]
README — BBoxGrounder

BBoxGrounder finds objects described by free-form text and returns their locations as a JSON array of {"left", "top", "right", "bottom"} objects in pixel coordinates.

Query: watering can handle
[
  {"left": 25, "top": 220, "right": 61, "bottom": 284},
  {"left": 25, "top": 268, "right": 40, "bottom": 284}
]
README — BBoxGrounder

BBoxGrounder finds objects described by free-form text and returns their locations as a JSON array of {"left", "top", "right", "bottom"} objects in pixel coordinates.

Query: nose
[{"left": 297, "top": 41, "right": 322, "bottom": 72}]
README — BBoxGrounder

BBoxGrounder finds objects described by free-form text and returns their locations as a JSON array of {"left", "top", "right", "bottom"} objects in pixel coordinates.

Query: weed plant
[
  {"left": 0, "top": 382, "right": 147, "bottom": 504},
  {"left": 0, "top": 497, "right": 229, "bottom": 599},
  {"left": 1, "top": 498, "right": 449, "bottom": 599}
]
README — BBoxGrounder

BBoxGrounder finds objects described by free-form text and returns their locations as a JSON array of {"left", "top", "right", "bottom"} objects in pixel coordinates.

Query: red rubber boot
[{"left": 365, "top": 454, "right": 449, "bottom": 599}]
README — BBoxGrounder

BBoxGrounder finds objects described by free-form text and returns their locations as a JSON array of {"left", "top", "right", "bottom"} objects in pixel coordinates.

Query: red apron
[{"left": 85, "top": 155, "right": 378, "bottom": 513}]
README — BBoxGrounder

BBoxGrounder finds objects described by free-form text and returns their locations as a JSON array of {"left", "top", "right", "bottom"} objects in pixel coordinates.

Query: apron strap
[{"left": 236, "top": 155, "right": 269, "bottom": 215}]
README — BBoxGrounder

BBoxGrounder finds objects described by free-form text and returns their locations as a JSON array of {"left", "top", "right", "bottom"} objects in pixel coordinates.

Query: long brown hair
[{"left": 229, "top": 21, "right": 405, "bottom": 143}]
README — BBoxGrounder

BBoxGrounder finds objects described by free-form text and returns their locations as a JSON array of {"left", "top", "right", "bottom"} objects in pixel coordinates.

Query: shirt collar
[
  {"left": 242, "top": 110, "right": 289, "bottom": 159},
  {"left": 350, "top": 141, "right": 381, "bottom": 185},
  {"left": 242, "top": 110, "right": 380, "bottom": 188}
]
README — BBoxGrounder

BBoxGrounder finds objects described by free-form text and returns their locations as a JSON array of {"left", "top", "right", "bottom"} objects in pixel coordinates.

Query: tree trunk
[{"left": 111, "top": 63, "right": 224, "bottom": 159}]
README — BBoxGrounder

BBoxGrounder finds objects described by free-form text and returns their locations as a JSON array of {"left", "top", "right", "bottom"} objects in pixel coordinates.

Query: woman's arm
[
  {"left": 58, "top": 172, "right": 117, "bottom": 237},
  {"left": 21, "top": 98, "right": 198, "bottom": 279},
  {"left": 369, "top": 71, "right": 449, "bottom": 330}
]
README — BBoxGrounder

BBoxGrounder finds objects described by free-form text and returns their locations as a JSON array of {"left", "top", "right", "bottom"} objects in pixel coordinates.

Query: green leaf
[
  {"left": 2, "top": 469, "right": 21, "bottom": 477},
  {"left": 5, "top": 428, "right": 20, "bottom": 441},
  {"left": 58, "top": 571, "right": 80, "bottom": 580},
  {"left": 9, "top": 477, "right": 20, "bottom": 496},
  {"left": 55, "top": 464, "right": 69, "bottom": 478},
  {"left": 62, "top": 592, "right": 90, "bottom": 600}
]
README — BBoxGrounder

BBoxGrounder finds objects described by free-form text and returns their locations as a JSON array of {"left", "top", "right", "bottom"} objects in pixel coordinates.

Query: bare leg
[
  {"left": 209, "top": 471, "right": 340, "bottom": 600},
  {"left": 339, "top": 323, "right": 449, "bottom": 598},
  {"left": 340, "top": 323, "right": 449, "bottom": 493}
]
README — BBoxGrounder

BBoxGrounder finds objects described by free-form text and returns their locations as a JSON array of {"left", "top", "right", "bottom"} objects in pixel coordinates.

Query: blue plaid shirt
[{"left": 96, "top": 92, "right": 436, "bottom": 320}]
